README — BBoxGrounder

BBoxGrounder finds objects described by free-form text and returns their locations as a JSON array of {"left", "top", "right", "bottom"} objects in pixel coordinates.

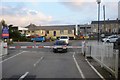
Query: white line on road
[
  {"left": 0, "top": 55, "right": 6, "bottom": 59},
  {"left": 85, "top": 59, "right": 105, "bottom": 80},
  {"left": 34, "top": 56, "right": 44, "bottom": 67},
  {"left": 18, "top": 72, "right": 29, "bottom": 80},
  {"left": 73, "top": 52, "right": 85, "bottom": 79},
  {"left": 0, "top": 51, "right": 26, "bottom": 63}
]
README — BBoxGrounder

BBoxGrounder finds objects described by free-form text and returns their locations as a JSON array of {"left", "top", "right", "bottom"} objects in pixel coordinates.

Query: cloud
[
  {"left": 60, "top": 1, "right": 118, "bottom": 21},
  {"left": 1, "top": 0, "right": 119, "bottom": 3},
  {"left": 0, "top": 5, "right": 53, "bottom": 26}
]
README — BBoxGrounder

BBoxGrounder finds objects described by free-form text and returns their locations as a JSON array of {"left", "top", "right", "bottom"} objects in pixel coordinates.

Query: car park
[
  {"left": 101, "top": 35, "right": 119, "bottom": 43},
  {"left": 59, "top": 35, "right": 69, "bottom": 45},
  {"left": 53, "top": 40, "right": 67, "bottom": 53}
]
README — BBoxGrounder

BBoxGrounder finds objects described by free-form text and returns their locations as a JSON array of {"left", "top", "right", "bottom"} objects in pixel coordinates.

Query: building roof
[
  {"left": 78, "top": 24, "right": 91, "bottom": 28},
  {"left": 91, "top": 20, "right": 120, "bottom": 24},
  {"left": 27, "top": 24, "right": 75, "bottom": 31},
  {"left": 18, "top": 27, "right": 28, "bottom": 30}
]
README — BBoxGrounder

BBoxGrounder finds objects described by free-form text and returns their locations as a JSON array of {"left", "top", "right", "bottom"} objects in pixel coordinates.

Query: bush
[{"left": 51, "top": 37, "right": 56, "bottom": 41}]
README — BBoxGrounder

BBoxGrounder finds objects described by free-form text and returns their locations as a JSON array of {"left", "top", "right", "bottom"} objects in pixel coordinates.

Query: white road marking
[
  {"left": 18, "top": 72, "right": 29, "bottom": 80},
  {"left": 0, "top": 51, "right": 26, "bottom": 63},
  {"left": 73, "top": 52, "right": 85, "bottom": 79},
  {"left": 25, "top": 51, "right": 75, "bottom": 54},
  {"left": 85, "top": 59, "right": 105, "bottom": 80},
  {"left": 34, "top": 56, "right": 44, "bottom": 67},
  {"left": 0, "top": 54, "right": 7, "bottom": 59}
]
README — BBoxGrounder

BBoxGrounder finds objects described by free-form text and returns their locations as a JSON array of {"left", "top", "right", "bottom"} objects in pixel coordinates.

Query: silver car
[
  {"left": 101, "top": 35, "right": 119, "bottom": 43},
  {"left": 53, "top": 40, "right": 67, "bottom": 53}
]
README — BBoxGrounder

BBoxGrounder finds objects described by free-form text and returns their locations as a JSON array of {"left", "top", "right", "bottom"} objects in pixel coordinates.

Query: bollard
[
  {"left": 118, "top": 45, "right": 120, "bottom": 79},
  {"left": 34, "top": 41, "right": 36, "bottom": 48},
  {"left": 3, "top": 42, "right": 8, "bottom": 55},
  {"left": 115, "top": 50, "right": 119, "bottom": 79},
  {"left": 0, "top": 42, "right": 2, "bottom": 80}
]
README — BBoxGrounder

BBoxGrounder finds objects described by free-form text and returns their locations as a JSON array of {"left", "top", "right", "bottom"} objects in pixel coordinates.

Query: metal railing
[{"left": 82, "top": 42, "right": 119, "bottom": 78}]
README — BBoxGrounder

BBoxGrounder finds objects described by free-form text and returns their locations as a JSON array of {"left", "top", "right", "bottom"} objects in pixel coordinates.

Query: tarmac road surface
[{"left": 2, "top": 40, "right": 101, "bottom": 79}]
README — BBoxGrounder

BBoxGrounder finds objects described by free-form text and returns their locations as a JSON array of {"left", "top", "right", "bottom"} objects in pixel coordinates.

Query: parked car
[
  {"left": 31, "top": 36, "right": 45, "bottom": 42},
  {"left": 114, "top": 37, "right": 120, "bottom": 49},
  {"left": 53, "top": 40, "right": 67, "bottom": 53},
  {"left": 101, "top": 35, "right": 119, "bottom": 43},
  {"left": 116, "top": 37, "right": 120, "bottom": 45},
  {"left": 59, "top": 35, "right": 69, "bottom": 45}
]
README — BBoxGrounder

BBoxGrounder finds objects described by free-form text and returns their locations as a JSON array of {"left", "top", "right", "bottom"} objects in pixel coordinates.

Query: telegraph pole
[
  {"left": 0, "top": 21, "right": 2, "bottom": 41},
  {"left": 96, "top": 0, "right": 101, "bottom": 42},
  {"left": 103, "top": 5, "right": 106, "bottom": 33}
]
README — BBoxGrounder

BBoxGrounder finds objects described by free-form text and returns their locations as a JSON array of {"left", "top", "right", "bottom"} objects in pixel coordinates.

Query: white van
[{"left": 59, "top": 35, "right": 69, "bottom": 45}]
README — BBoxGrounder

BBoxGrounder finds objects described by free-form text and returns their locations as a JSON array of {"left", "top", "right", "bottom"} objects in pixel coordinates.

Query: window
[
  {"left": 53, "top": 31, "right": 56, "bottom": 36},
  {"left": 46, "top": 30, "right": 49, "bottom": 34},
  {"left": 19, "top": 30, "right": 22, "bottom": 32},
  {"left": 68, "top": 30, "right": 72, "bottom": 34},
  {"left": 60, "top": 36, "right": 68, "bottom": 39},
  {"left": 60, "top": 30, "right": 64, "bottom": 34},
  {"left": 41, "top": 30, "right": 43, "bottom": 34}
]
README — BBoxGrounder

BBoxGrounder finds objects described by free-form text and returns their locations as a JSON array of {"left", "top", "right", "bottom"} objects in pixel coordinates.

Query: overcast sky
[{"left": 0, "top": 0, "right": 119, "bottom": 27}]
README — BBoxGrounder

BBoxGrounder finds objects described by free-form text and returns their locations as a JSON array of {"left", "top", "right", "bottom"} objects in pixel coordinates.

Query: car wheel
[
  {"left": 53, "top": 49, "right": 56, "bottom": 53},
  {"left": 106, "top": 40, "right": 110, "bottom": 43}
]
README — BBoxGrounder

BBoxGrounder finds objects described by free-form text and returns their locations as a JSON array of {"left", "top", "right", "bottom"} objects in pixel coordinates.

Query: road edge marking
[
  {"left": 85, "top": 59, "right": 105, "bottom": 80},
  {"left": 0, "top": 51, "right": 26, "bottom": 63},
  {"left": 18, "top": 72, "right": 29, "bottom": 80},
  {"left": 73, "top": 52, "right": 85, "bottom": 79},
  {"left": 34, "top": 56, "right": 44, "bottom": 67}
]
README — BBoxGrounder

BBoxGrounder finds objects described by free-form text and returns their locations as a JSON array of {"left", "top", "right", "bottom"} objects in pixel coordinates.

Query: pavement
[
  {"left": 87, "top": 57, "right": 116, "bottom": 80},
  {"left": 1, "top": 40, "right": 117, "bottom": 80}
]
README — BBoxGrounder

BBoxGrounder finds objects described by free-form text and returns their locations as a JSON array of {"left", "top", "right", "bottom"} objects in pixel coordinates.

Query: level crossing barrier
[{"left": 3, "top": 45, "right": 82, "bottom": 49}]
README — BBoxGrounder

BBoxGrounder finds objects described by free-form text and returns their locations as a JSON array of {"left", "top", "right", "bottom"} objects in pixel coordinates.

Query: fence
[
  {"left": 82, "top": 42, "right": 119, "bottom": 79},
  {"left": 0, "top": 41, "right": 8, "bottom": 57}
]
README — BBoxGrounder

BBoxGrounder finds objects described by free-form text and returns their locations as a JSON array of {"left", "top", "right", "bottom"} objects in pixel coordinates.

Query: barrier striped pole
[
  {"left": 3, "top": 46, "right": 82, "bottom": 49},
  {"left": 34, "top": 41, "right": 36, "bottom": 48}
]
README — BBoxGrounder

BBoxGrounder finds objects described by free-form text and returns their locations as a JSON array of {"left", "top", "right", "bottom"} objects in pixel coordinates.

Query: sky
[{"left": 0, "top": 0, "right": 120, "bottom": 27}]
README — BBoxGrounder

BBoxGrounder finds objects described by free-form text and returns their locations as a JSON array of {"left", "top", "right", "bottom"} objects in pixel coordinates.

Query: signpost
[
  {"left": 0, "top": 22, "right": 2, "bottom": 40},
  {"left": 2, "top": 26, "right": 9, "bottom": 39}
]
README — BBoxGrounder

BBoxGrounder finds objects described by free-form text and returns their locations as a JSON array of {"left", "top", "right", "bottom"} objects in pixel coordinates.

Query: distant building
[
  {"left": 26, "top": 24, "right": 76, "bottom": 39},
  {"left": 118, "top": 1, "right": 120, "bottom": 20},
  {"left": 26, "top": 24, "right": 92, "bottom": 39},
  {"left": 11, "top": 26, "right": 28, "bottom": 35},
  {"left": 77, "top": 24, "right": 91, "bottom": 35},
  {"left": 18, "top": 27, "right": 28, "bottom": 35},
  {"left": 91, "top": 19, "right": 120, "bottom": 34},
  {"left": 11, "top": 26, "right": 18, "bottom": 31}
]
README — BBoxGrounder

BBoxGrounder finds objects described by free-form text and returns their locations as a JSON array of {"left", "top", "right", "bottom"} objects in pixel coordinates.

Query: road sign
[
  {"left": 0, "top": 22, "right": 2, "bottom": 40},
  {"left": 2, "top": 26, "right": 9, "bottom": 39}
]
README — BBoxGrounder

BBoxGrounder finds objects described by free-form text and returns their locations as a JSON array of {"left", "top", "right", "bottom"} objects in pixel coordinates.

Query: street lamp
[{"left": 96, "top": 0, "right": 101, "bottom": 42}]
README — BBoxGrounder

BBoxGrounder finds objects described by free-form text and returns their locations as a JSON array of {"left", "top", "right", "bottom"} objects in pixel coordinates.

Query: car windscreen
[
  {"left": 60, "top": 36, "right": 68, "bottom": 39},
  {"left": 38, "top": 37, "right": 44, "bottom": 38},
  {"left": 55, "top": 41, "right": 66, "bottom": 45}
]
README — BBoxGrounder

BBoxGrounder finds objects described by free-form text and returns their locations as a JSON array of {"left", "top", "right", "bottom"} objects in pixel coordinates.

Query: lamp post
[
  {"left": 0, "top": 21, "right": 2, "bottom": 41},
  {"left": 96, "top": 0, "right": 101, "bottom": 42}
]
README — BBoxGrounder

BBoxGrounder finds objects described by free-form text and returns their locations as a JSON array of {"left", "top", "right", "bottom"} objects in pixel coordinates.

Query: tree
[{"left": 1, "top": 20, "right": 7, "bottom": 27}]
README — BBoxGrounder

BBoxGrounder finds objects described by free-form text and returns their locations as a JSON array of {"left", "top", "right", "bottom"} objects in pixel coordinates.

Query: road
[{"left": 2, "top": 40, "right": 101, "bottom": 79}]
